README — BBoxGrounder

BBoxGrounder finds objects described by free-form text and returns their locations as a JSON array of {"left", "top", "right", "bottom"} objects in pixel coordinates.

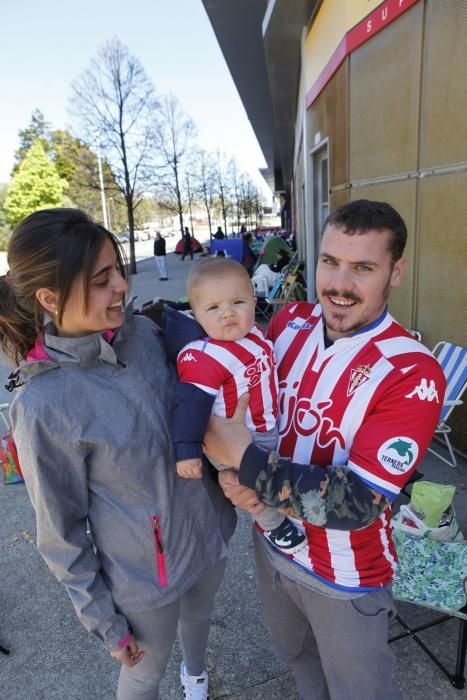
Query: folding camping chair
[
  {"left": 390, "top": 530, "right": 467, "bottom": 689},
  {"left": 254, "top": 273, "right": 285, "bottom": 320},
  {"left": 427, "top": 342, "right": 467, "bottom": 467},
  {"left": 255, "top": 259, "right": 306, "bottom": 321}
]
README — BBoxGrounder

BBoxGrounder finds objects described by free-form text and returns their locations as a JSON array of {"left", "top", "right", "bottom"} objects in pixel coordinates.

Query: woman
[{"left": 0, "top": 208, "right": 235, "bottom": 700}]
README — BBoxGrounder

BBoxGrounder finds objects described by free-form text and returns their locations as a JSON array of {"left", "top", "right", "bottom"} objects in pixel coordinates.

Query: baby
[{"left": 167, "top": 257, "right": 305, "bottom": 554}]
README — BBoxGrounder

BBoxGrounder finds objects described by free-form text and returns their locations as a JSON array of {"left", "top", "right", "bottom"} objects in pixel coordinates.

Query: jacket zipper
[{"left": 150, "top": 515, "right": 167, "bottom": 587}]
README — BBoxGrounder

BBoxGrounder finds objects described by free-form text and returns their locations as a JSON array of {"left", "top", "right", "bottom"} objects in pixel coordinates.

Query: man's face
[{"left": 316, "top": 224, "right": 406, "bottom": 340}]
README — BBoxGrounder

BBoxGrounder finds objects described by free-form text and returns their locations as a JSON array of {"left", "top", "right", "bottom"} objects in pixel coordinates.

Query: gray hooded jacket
[{"left": 10, "top": 311, "right": 236, "bottom": 650}]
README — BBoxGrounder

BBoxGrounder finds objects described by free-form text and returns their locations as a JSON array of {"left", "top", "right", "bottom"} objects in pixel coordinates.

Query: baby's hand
[{"left": 177, "top": 458, "right": 203, "bottom": 479}]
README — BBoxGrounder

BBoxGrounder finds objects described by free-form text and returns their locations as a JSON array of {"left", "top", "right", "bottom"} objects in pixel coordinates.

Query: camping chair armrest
[{"left": 444, "top": 399, "right": 464, "bottom": 408}]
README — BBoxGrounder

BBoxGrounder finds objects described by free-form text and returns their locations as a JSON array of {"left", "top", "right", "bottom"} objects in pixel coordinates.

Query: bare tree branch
[{"left": 69, "top": 37, "right": 158, "bottom": 273}]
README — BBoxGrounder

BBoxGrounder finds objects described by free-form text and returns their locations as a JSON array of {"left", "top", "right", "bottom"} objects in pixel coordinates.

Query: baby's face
[{"left": 190, "top": 272, "right": 256, "bottom": 342}]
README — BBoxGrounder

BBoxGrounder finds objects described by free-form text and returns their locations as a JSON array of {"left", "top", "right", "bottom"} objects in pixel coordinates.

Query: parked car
[
  {"left": 116, "top": 231, "right": 130, "bottom": 242},
  {"left": 134, "top": 230, "right": 149, "bottom": 241}
]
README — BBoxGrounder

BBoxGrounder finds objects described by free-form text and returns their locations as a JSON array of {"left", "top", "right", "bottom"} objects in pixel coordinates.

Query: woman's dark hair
[
  {"left": 323, "top": 199, "right": 407, "bottom": 263},
  {"left": 0, "top": 208, "right": 127, "bottom": 365}
]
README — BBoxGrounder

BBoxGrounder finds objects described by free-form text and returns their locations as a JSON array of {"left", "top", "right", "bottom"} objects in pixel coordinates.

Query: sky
[{"left": 0, "top": 0, "right": 270, "bottom": 197}]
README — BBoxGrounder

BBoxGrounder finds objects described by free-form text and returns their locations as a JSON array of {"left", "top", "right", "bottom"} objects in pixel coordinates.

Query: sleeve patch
[{"left": 376, "top": 437, "right": 419, "bottom": 476}]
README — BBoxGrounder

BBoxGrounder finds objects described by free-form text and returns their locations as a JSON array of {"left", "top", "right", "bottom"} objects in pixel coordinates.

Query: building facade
[{"left": 203, "top": 0, "right": 467, "bottom": 452}]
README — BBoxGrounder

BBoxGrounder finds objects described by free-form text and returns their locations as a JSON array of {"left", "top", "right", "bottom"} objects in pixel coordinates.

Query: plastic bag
[
  {"left": 1, "top": 430, "right": 24, "bottom": 485},
  {"left": 392, "top": 503, "right": 463, "bottom": 542},
  {"left": 0, "top": 403, "right": 24, "bottom": 485},
  {"left": 410, "top": 480, "right": 455, "bottom": 527}
]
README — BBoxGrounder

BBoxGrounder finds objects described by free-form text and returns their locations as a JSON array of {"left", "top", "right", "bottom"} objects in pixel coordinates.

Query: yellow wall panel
[
  {"left": 416, "top": 172, "right": 467, "bottom": 453},
  {"left": 349, "top": 2, "right": 424, "bottom": 181},
  {"left": 349, "top": 180, "right": 417, "bottom": 329},
  {"left": 330, "top": 189, "right": 350, "bottom": 212},
  {"left": 419, "top": 0, "right": 467, "bottom": 168},
  {"left": 416, "top": 173, "right": 467, "bottom": 348},
  {"left": 307, "top": 61, "right": 349, "bottom": 188},
  {"left": 303, "top": 0, "right": 353, "bottom": 94},
  {"left": 306, "top": 0, "right": 419, "bottom": 101}
]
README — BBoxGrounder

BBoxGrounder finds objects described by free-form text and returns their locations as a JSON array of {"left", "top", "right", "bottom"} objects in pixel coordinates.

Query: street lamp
[{"left": 95, "top": 133, "right": 109, "bottom": 230}]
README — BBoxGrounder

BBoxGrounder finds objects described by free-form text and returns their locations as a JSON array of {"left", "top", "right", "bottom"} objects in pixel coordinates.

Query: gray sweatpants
[
  {"left": 253, "top": 531, "right": 402, "bottom": 700},
  {"left": 117, "top": 558, "right": 226, "bottom": 700},
  {"left": 211, "top": 424, "right": 284, "bottom": 532}
]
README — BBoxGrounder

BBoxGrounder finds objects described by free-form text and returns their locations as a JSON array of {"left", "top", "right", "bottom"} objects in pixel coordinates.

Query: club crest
[{"left": 347, "top": 364, "right": 371, "bottom": 396}]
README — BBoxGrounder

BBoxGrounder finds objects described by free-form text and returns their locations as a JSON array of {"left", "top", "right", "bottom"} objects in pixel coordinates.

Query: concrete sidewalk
[{"left": 1, "top": 250, "right": 466, "bottom": 699}]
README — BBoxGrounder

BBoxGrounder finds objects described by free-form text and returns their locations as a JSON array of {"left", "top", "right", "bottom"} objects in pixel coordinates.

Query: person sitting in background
[
  {"left": 252, "top": 249, "right": 291, "bottom": 292},
  {"left": 213, "top": 226, "right": 225, "bottom": 240},
  {"left": 242, "top": 232, "right": 258, "bottom": 277},
  {"left": 269, "top": 248, "right": 290, "bottom": 273}
]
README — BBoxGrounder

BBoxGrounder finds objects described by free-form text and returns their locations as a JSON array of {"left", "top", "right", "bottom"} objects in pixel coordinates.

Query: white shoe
[{"left": 180, "top": 662, "right": 209, "bottom": 700}]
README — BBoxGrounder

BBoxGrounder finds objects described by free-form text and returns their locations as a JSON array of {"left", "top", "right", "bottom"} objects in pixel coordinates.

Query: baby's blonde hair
[{"left": 187, "top": 257, "right": 252, "bottom": 302}]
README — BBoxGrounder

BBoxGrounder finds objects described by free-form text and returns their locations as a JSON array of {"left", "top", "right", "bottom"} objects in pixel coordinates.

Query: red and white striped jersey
[
  {"left": 177, "top": 324, "right": 278, "bottom": 432},
  {"left": 266, "top": 302, "right": 445, "bottom": 590}
]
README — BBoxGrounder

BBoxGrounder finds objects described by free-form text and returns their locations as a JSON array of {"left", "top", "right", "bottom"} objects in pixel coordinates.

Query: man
[
  {"left": 181, "top": 226, "right": 193, "bottom": 261},
  {"left": 204, "top": 200, "right": 445, "bottom": 700},
  {"left": 153, "top": 232, "right": 168, "bottom": 280},
  {"left": 213, "top": 226, "right": 225, "bottom": 240}
]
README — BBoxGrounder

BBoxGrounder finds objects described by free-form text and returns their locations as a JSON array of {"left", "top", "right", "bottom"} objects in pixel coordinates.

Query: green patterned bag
[{"left": 392, "top": 529, "right": 467, "bottom": 613}]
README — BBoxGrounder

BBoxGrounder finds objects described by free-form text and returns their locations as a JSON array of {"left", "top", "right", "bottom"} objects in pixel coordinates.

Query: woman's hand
[
  {"left": 218, "top": 470, "right": 265, "bottom": 516},
  {"left": 110, "top": 637, "right": 144, "bottom": 667},
  {"left": 204, "top": 394, "right": 252, "bottom": 468}
]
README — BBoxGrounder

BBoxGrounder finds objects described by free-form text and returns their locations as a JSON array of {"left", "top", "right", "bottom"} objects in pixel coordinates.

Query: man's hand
[
  {"left": 218, "top": 470, "right": 265, "bottom": 516},
  {"left": 110, "top": 638, "right": 144, "bottom": 667},
  {"left": 204, "top": 394, "right": 252, "bottom": 468},
  {"left": 176, "top": 458, "right": 203, "bottom": 479}
]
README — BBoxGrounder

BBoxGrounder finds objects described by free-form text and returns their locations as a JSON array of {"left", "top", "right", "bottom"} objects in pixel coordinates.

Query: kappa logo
[
  {"left": 347, "top": 364, "right": 371, "bottom": 397},
  {"left": 180, "top": 352, "right": 197, "bottom": 363},
  {"left": 377, "top": 437, "right": 419, "bottom": 475},
  {"left": 287, "top": 321, "right": 313, "bottom": 331},
  {"left": 405, "top": 378, "right": 439, "bottom": 403}
]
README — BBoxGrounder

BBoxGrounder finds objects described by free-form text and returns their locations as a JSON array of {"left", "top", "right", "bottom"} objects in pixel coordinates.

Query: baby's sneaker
[
  {"left": 266, "top": 518, "right": 307, "bottom": 554},
  {"left": 180, "top": 662, "right": 209, "bottom": 700}
]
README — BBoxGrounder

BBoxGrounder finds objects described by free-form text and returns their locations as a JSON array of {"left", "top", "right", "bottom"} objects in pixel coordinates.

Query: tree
[
  {"left": 0, "top": 184, "right": 12, "bottom": 251},
  {"left": 193, "top": 149, "right": 216, "bottom": 240},
  {"left": 12, "top": 109, "right": 51, "bottom": 174},
  {"left": 214, "top": 150, "right": 231, "bottom": 235},
  {"left": 51, "top": 130, "right": 127, "bottom": 231},
  {"left": 227, "top": 159, "right": 242, "bottom": 232},
  {"left": 4, "top": 141, "right": 67, "bottom": 226},
  {"left": 152, "top": 94, "right": 197, "bottom": 237},
  {"left": 133, "top": 197, "right": 157, "bottom": 229},
  {"left": 70, "top": 38, "right": 157, "bottom": 273}
]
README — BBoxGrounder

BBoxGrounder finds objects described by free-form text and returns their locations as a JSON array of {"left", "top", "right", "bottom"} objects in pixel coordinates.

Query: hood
[
  {"left": 7, "top": 304, "right": 137, "bottom": 391},
  {"left": 161, "top": 304, "right": 205, "bottom": 364}
]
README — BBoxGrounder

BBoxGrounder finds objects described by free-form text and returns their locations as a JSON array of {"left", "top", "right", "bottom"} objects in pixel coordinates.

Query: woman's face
[{"left": 58, "top": 238, "right": 128, "bottom": 337}]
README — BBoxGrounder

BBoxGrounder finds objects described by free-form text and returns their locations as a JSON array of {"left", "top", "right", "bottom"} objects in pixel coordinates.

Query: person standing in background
[
  {"left": 181, "top": 227, "right": 193, "bottom": 261},
  {"left": 153, "top": 232, "right": 168, "bottom": 281}
]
